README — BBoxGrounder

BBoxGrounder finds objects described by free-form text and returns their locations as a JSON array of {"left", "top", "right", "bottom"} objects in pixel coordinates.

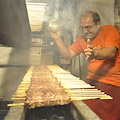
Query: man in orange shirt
[{"left": 49, "top": 11, "right": 120, "bottom": 120}]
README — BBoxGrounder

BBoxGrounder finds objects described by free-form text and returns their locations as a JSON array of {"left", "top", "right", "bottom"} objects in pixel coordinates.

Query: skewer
[
  {"left": 57, "top": 78, "right": 81, "bottom": 81},
  {"left": 57, "top": 79, "right": 83, "bottom": 81},
  {"left": 17, "top": 88, "right": 29, "bottom": 90},
  {"left": 8, "top": 65, "right": 113, "bottom": 108},
  {"left": 18, "top": 85, "right": 30, "bottom": 88},
  {"left": 15, "top": 92, "right": 26, "bottom": 95},
  {"left": 71, "top": 95, "right": 112, "bottom": 100},
  {"left": 60, "top": 82, "right": 91, "bottom": 86},
  {"left": 67, "top": 91, "right": 105, "bottom": 94},
  {"left": 52, "top": 72, "right": 70, "bottom": 74},
  {"left": 13, "top": 95, "right": 26, "bottom": 97},
  {"left": 57, "top": 79, "right": 84, "bottom": 84},
  {"left": 71, "top": 96, "right": 101, "bottom": 101},
  {"left": 16, "top": 89, "right": 28, "bottom": 92},
  {"left": 65, "top": 89, "right": 104, "bottom": 93},
  {"left": 98, "top": 95, "right": 112, "bottom": 99},
  {"left": 7, "top": 103, "right": 25, "bottom": 107},
  {"left": 55, "top": 76, "right": 79, "bottom": 79},
  {"left": 62, "top": 84, "right": 94, "bottom": 89},
  {"left": 68, "top": 93, "right": 105, "bottom": 97},
  {"left": 53, "top": 74, "right": 75, "bottom": 77},
  {"left": 20, "top": 82, "right": 30, "bottom": 84},
  {"left": 12, "top": 98, "right": 26, "bottom": 100}
]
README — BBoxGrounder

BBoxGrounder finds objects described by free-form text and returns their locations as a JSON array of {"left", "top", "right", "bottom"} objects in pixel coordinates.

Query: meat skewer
[{"left": 7, "top": 65, "right": 112, "bottom": 108}]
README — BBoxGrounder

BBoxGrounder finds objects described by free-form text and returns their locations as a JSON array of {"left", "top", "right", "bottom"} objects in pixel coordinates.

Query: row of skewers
[{"left": 8, "top": 65, "right": 112, "bottom": 107}]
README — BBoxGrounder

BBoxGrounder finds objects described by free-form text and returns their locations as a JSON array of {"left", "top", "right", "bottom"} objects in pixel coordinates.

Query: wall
[
  {"left": 114, "top": 0, "right": 120, "bottom": 33},
  {"left": 0, "top": 0, "right": 31, "bottom": 48},
  {"left": 0, "top": 0, "right": 31, "bottom": 101}
]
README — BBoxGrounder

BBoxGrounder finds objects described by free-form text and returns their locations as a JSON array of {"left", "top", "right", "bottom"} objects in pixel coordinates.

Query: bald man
[{"left": 50, "top": 11, "right": 120, "bottom": 120}]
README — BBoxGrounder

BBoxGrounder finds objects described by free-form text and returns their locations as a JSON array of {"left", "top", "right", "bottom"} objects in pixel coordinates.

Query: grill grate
[{"left": 25, "top": 104, "right": 74, "bottom": 120}]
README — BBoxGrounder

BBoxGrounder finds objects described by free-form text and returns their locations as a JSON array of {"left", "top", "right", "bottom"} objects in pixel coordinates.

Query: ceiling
[{"left": 26, "top": 0, "right": 47, "bottom": 32}]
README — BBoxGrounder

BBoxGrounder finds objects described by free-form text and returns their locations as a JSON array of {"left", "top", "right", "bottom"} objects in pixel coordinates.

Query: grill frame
[{"left": 5, "top": 103, "right": 75, "bottom": 120}]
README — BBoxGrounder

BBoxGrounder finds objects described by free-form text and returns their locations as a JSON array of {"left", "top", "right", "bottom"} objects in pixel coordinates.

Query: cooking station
[
  {"left": 0, "top": 0, "right": 115, "bottom": 120},
  {"left": 4, "top": 65, "right": 111, "bottom": 120},
  {"left": 4, "top": 102, "right": 101, "bottom": 120}
]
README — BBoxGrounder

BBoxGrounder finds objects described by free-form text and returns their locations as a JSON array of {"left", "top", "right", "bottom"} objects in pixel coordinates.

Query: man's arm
[
  {"left": 93, "top": 46, "right": 117, "bottom": 60},
  {"left": 50, "top": 28, "right": 77, "bottom": 60},
  {"left": 85, "top": 39, "right": 118, "bottom": 60}
]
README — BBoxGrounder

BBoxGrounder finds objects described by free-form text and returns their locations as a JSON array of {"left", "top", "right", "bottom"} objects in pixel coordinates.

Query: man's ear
[{"left": 97, "top": 21, "right": 101, "bottom": 28}]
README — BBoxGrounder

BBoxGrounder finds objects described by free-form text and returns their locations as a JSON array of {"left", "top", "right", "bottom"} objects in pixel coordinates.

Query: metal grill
[{"left": 25, "top": 104, "right": 74, "bottom": 120}]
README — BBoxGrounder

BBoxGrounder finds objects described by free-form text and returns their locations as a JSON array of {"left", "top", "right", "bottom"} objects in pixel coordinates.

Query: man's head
[{"left": 80, "top": 11, "right": 101, "bottom": 40}]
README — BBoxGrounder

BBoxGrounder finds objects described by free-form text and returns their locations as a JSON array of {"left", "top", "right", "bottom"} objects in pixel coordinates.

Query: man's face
[{"left": 80, "top": 15, "right": 101, "bottom": 40}]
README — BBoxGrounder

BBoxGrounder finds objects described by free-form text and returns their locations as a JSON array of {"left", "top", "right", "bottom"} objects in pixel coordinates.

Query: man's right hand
[{"left": 49, "top": 26, "right": 62, "bottom": 42}]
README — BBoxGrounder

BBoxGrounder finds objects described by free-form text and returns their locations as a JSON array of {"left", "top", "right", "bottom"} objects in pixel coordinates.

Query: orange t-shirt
[{"left": 69, "top": 25, "right": 120, "bottom": 86}]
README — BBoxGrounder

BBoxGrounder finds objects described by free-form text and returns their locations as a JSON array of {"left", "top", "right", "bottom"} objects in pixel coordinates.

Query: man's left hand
[{"left": 85, "top": 39, "right": 94, "bottom": 60}]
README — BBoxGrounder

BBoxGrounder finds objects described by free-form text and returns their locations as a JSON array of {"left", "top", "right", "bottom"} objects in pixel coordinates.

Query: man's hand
[
  {"left": 48, "top": 26, "right": 76, "bottom": 60},
  {"left": 49, "top": 26, "right": 62, "bottom": 42},
  {"left": 85, "top": 39, "right": 94, "bottom": 60}
]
